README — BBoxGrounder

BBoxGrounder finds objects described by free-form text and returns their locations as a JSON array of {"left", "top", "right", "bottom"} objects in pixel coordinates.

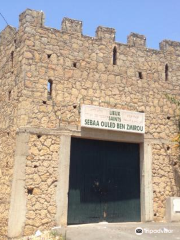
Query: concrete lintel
[
  {"left": 17, "top": 126, "right": 170, "bottom": 144},
  {"left": 17, "top": 126, "right": 144, "bottom": 143},
  {"left": 8, "top": 132, "right": 29, "bottom": 238},
  {"left": 80, "top": 128, "right": 144, "bottom": 143}
]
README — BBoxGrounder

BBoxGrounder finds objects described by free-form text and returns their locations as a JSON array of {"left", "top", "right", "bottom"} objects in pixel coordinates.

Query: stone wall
[
  {"left": 1, "top": 8, "right": 180, "bottom": 239},
  {"left": 152, "top": 143, "right": 180, "bottom": 221},
  {"left": 0, "top": 22, "right": 26, "bottom": 239},
  {"left": 0, "top": 132, "right": 16, "bottom": 238},
  {"left": 24, "top": 134, "right": 60, "bottom": 236}
]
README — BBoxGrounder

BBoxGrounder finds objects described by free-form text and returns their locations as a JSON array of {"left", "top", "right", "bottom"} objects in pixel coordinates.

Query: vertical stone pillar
[
  {"left": 8, "top": 132, "right": 29, "bottom": 238},
  {"left": 140, "top": 141, "right": 153, "bottom": 221},
  {"left": 56, "top": 135, "right": 71, "bottom": 226}
]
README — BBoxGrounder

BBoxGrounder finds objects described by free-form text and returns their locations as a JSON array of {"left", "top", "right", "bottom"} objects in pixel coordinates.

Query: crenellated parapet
[{"left": 1, "top": 8, "right": 180, "bottom": 53}]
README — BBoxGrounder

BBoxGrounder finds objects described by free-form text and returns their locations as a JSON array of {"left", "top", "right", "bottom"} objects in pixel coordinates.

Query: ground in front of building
[{"left": 66, "top": 222, "right": 180, "bottom": 240}]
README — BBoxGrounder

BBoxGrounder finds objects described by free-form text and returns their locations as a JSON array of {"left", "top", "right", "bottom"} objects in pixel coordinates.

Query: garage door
[{"left": 68, "top": 137, "right": 140, "bottom": 224}]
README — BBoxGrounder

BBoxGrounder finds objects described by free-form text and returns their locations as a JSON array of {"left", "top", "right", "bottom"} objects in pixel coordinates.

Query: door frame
[{"left": 55, "top": 128, "right": 153, "bottom": 226}]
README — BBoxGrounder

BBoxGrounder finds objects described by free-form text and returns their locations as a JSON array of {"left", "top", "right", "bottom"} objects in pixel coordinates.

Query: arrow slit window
[
  {"left": 113, "top": 46, "right": 117, "bottom": 65},
  {"left": 47, "top": 79, "right": 53, "bottom": 99}
]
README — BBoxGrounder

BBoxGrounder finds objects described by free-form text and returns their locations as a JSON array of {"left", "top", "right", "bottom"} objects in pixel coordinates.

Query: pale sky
[{"left": 0, "top": 0, "right": 180, "bottom": 49}]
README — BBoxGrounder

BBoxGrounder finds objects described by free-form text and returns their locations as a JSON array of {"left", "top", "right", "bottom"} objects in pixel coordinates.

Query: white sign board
[
  {"left": 173, "top": 199, "right": 180, "bottom": 213},
  {"left": 81, "top": 105, "right": 145, "bottom": 134}
]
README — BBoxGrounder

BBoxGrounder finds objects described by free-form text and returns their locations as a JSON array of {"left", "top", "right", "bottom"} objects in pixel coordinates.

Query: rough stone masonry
[{"left": 0, "top": 8, "right": 180, "bottom": 239}]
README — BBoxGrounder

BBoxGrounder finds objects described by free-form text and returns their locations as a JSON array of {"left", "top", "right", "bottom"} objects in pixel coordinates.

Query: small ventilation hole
[
  {"left": 73, "top": 104, "right": 77, "bottom": 109},
  {"left": 47, "top": 54, "right": 52, "bottom": 59},
  {"left": 27, "top": 188, "right": 34, "bottom": 195},
  {"left": 37, "top": 134, "right": 42, "bottom": 139},
  {"left": 43, "top": 101, "right": 46, "bottom": 104},
  {"left": 167, "top": 116, "right": 171, "bottom": 120},
  {"left": 138, "top": 72, "right": 143, "bottom": 79},
  {"left": 73, "top": 62, "right": 77, "bottom": 68},
  {"left": 34, "top": 165, "right": 38, "bottom": 168}
]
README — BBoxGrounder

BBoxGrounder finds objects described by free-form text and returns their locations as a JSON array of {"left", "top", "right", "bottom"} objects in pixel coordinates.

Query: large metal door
[{"left": 68, "top": 138, "right": 140, "bottom": 224}]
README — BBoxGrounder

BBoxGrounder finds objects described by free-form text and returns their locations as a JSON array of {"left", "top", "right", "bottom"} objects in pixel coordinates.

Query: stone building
[{"left": 0, "top": 8, "right": 180, "bottom": 239}]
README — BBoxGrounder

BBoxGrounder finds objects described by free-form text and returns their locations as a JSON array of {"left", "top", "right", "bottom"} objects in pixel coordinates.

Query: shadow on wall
[{"left": 174, "top": 168, "right": 180, "bottom": 196}]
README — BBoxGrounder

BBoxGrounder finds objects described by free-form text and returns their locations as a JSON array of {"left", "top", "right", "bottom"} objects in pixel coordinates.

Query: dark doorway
[{"left": 68, "top": 138, "right": 140, "bottom": 224}]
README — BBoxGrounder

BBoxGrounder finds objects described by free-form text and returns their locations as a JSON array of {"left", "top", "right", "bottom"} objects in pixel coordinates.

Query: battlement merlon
[
  {"left": 96, "top": 26, "right": 116, "bottom": 42},
  {"left": 0, "top": 25, "right": 16, "bottom": 45},
  {"left": 127, "top": 32, "right": 146, "bottom": 47},
  {"left": 159, "top": 40, "right": 180, "bottom": 51},
  {"left": 19, "top": 9, "right": 45, "bottom": 28},
  {"left": 61, "top": 17, "right": 82, "bottom": 34}
]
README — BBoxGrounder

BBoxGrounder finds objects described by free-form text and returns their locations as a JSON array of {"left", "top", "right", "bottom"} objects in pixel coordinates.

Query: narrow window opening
[
  {"left": 113, "top": 46, "right": 117, "bottom": 65},
  {"left": 138, "top": 72, "right": 143, "bottom": 79},
  {"left": 11, "top": 51, "right": 14, "bottom": 68},
  {"left": 73, "top": 62, "right": 77, "bottom": 68},
  {"left": 167, "top": 146, "right": 170, "bottom": 151},
  {"left": 165, "top": 64, "right": 168, "bottom": 81},
  {"left": 73, "top": 104, "right": 77, "bottom": 109},
  {"left": 47, "top": 54, "right": 52, "bottom": 59},
  {"left": 47, "top": 80, "right": 53, "bottom": 99},
  {"left": 27, "top": 188, "right": 34, "bottom": 195},
  {"left": 43, "top": 101, "right": 47, "bottom": 104},
  {"left": 8, "top": 91, "right": 11, "bottom": 101},
  {"left": 34, "top": 165, "right": 38, "bottom": 168}
]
